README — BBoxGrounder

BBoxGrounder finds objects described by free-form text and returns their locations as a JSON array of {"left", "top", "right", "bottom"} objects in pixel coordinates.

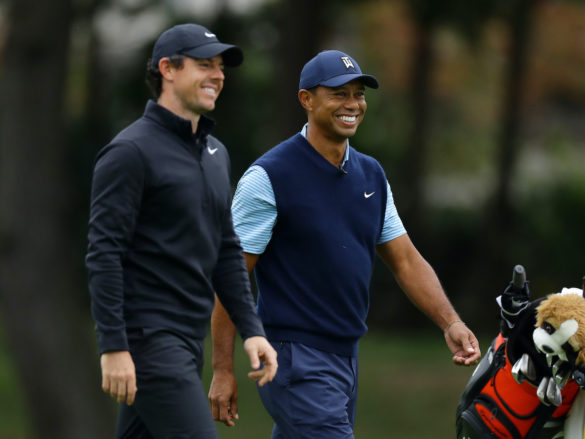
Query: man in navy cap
[
  {"left": 86, "top": 23, "right": 277, "bottom": 438},
  {"left": 209, "top": 50, "right": 481, "bottom": 438}
]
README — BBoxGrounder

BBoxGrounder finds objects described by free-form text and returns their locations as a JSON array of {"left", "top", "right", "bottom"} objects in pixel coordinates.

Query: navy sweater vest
[{"left": 254, "top": 133, "right": 387, "bottom": 356}]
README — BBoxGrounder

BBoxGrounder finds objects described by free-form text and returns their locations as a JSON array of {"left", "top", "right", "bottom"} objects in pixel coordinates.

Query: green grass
[
  {"left": 0, "top": 332, "right": 483, "bottom": 439},
  {"left": 0, "top": 340, "right": 30, "bottom": 439},
  {"left": 352, "top": 333, "right": 476, "bottom": 439}
]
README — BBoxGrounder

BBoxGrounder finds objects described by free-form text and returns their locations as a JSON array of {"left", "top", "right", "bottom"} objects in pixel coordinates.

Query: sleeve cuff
[{"left": 97, "top": 330, "right": 129, "bottom": 355}]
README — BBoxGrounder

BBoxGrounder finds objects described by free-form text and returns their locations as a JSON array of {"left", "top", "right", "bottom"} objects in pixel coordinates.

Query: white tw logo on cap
[
  {"left": 205, "top": 32, "right": 216, "bottom": 38},
  {"left": 341, "top": 56, "right": 354, "bottom": 69}
]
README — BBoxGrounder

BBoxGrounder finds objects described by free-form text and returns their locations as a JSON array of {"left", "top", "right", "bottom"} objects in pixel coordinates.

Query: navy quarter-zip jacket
[{"left": 86, "top": 100, "right": 264, "bottom": 354}]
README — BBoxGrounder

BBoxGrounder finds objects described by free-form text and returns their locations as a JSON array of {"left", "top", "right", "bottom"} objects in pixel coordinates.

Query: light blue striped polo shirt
[{"left": 232, "top": 125, "right": 406, "bottom": 254}]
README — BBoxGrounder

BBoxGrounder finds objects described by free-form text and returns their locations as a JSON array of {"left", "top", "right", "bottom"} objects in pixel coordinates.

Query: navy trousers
[
  {"left": 115, "top": 329, "right": 218, "bottom": 439},
  {"left": 258, "top": 341, "right": 359, "bottom": 439}
]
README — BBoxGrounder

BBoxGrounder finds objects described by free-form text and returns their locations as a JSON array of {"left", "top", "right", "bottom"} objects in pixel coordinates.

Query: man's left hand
[{"left": 243, "top": 336, "right": 278, "bottom": 386}]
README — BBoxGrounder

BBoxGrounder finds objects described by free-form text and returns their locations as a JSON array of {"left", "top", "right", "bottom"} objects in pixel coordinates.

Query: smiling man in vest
[{"left": 208, "top": 49, "right": 481, "bottom": 438}]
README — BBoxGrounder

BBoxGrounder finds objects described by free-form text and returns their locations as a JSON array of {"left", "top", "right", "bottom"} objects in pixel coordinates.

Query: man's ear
[
  {"left": 298, "top": 89, "right": 313, "bottom": 111},
  {"left": 158, "top": 57, "right": 174, "bottom": 81}
]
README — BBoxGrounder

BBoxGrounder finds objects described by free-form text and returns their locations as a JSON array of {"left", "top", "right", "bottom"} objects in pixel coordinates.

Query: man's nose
[
  {"left": 344, "top": 96, "right": 360, "bottom": 109},
  {"left": 211, "top": 65, "right": 225, "bottom": 80}
]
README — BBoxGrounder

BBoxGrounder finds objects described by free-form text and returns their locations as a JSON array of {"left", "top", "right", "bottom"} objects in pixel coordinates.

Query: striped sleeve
[
  {"left": 231, "top": 165, "right": 277, "bottom": 254},
  {"left": 377, "top": 180, "right": 407, "bottom": 244}
]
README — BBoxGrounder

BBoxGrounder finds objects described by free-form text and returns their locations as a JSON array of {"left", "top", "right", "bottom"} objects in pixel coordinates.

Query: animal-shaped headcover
[{"left": 533, "top": 288, "right": 585, "bottom": 367}]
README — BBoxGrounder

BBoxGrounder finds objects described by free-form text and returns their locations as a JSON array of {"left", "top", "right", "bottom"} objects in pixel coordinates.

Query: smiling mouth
[
  {"left": 202, "top": 87, "right": 217, "bottom": 96},
  {"left": 338, "top": 115, "right": 357, "bottom": 123}
]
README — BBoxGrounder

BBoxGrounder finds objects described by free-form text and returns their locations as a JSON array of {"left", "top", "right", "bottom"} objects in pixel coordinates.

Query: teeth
[
  {"left": 202, "top": 87, "right": 216, "bottom": 96},
  {"left": 339, "top": 115, "right": 357, "bottom": 122}
]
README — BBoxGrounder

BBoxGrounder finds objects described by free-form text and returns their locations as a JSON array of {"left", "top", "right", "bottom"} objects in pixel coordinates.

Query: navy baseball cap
[
  {"left": 299, "top": 50, "right": 379, "bottom": 91},
  {"left": 151, "top": 24, "right": 243, "bottom": 68}
]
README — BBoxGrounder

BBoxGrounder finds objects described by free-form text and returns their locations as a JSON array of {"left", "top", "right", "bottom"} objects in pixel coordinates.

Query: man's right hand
[
  {"left": 209, "top": 369, "right": 239, "bottom": 427},
  {"left": 100, "top": 350, "right": 137, "bottom": 405}
]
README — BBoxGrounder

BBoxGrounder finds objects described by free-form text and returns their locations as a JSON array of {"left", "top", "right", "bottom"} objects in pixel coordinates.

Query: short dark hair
[{"left": 145, "top": 54, "right": 185, "bottom": 99}]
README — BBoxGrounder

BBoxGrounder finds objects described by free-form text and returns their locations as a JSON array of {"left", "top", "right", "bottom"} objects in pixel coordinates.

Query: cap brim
[
  {"left": 182, "top": 43, "right": 243, "bottom": 67},
  {"left": 319, "top": 73, "right": 379, "bottom": 89}
]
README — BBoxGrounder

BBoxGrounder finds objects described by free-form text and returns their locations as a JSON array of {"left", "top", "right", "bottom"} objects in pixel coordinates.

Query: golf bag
[{"left": 456, "top": 266, "right": 585, "bottom": 439}]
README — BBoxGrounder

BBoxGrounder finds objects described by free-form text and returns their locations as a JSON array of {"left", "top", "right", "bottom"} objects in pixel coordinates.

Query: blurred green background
[{"left": 1, "top": 0, "right": 585, "bottom": 437}]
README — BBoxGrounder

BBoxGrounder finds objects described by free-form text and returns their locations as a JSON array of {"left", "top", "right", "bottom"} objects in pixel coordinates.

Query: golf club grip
[{"left": 512, "top": 264, "right": 526, "bottom": 288}]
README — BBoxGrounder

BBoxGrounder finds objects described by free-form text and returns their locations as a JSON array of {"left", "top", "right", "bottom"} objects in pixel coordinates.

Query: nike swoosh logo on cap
[{"left": 205, "top": 32, "right": 216, "bottom": 38}]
